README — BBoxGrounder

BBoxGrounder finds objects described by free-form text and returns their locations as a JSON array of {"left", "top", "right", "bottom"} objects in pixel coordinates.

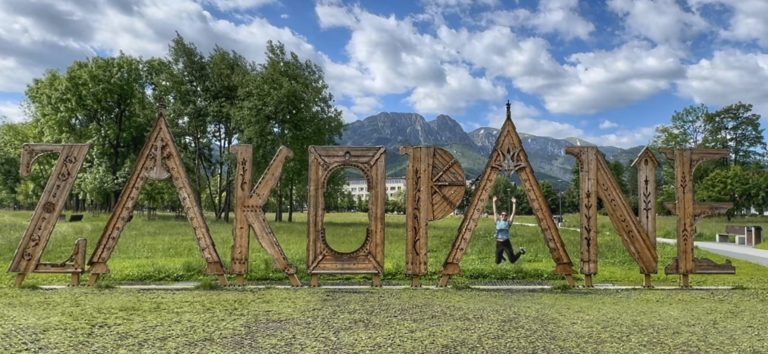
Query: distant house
[{"left": 344, "top": 177, "right": 406, "bottom": 200}]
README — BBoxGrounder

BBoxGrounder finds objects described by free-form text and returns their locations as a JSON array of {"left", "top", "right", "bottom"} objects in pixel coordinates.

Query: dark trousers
[{"left": 496, "top": 239, "right": 520, "bottom": 264}]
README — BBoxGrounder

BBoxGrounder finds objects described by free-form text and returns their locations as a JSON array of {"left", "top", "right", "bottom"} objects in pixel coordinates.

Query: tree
[
  {"left": 25, "top": 55, "right": 156, "bottom": 209},
  {"left": 652, "top": 104, "right": 708, "bottom": 148},
  {"left": 702, "top": 102, "right": 766, "bottom": 166},
  {"left": 237, "top": 41, "right": 344, "bottom": 222}
]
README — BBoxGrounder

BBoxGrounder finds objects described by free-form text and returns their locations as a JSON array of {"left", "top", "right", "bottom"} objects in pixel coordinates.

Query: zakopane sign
[{"left": 9, "top": 103, "right": 735, "bottom": 288}]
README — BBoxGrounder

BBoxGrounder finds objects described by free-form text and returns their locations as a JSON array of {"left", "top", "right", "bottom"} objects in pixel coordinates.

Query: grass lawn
[{"left": 1, "top": 210, "right": 767, "bottom": 352}]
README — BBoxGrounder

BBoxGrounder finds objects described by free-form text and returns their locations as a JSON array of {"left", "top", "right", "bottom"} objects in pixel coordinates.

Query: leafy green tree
[
  {"left": 25, "top": 55, "right": 155, "bottom": 208},
  {"left": 238, "top": 41, "right": 344, "bottom": 222},
  {"left": 702, "top": 102, "right": 766, "bottom": 166},
  {"left": 653, "top": 104, "right": 708, "bottom": 148}
]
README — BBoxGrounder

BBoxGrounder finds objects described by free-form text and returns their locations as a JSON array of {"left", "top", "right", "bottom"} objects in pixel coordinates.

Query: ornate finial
[
  {"left": 157, "top": 97, "right": 167, "bottom": 116},
  {"left": 505, "top": 100, "right": 511, "bottom": 121}
]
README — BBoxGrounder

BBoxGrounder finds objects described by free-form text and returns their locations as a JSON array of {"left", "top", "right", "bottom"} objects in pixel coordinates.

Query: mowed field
[{"left": 1, "top": 210, "right": 767, "bottom": 352}]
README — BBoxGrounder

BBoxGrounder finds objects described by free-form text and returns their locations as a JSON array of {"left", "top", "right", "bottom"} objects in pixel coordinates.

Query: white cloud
[
  {"left": 691, "top": 0, "right": 768, "bottom": 48},
  {"left": 336, "top": 104, "right": 359, "bottom": 123},
  {"left": 608, "top": 0, "right": 709, "bottom": 47},
  {"left": 486, "top": 0, "right": 595, "bottom": 41},
  {"left": 599, "top": 120, "right": 618, "bottom": 129},
  {"left": 677, "top": 49, "right": 768, "bottom": 117},
  {"left": 0, "top": 0, "right": 318, "bottom": 91},
  {"left": 408, "top": 64, "right": 506, "bottom": 113},
  {"left": 584, "top": 126, "right": 657, "bottom": 148},
  {"left": 206, "top": 0, "right": 276, "bottom": 11},
  {"left": 0, "top": 101, "right": 26, "bottom": 123}
]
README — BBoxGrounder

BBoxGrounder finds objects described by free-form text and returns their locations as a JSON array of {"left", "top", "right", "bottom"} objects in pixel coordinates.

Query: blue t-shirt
[{"left": 496, "top": 220, "right": 511, "bottom": 241}]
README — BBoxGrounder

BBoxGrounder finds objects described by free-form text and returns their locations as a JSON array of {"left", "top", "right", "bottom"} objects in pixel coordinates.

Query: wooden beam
[
  {"left": 401, "top": 146, "right": 465, "bottom": 287},
  {"left": 307, "top": 146, "right": 386, "bottom": 287},
  {"left": 660, "top": 148, "right": 734, "bottom": 286},
  {"left": 9, "top": 144, "right": 89, "bottom": 286},
  {"left": 440, "top": 102, "right": 574, "bottom": 287},
  {"left": 88, "top": 111, "right": 227, "bottom": 286},
  {"left": 230, "top": 145, "right": 300, "bottom": 286}
]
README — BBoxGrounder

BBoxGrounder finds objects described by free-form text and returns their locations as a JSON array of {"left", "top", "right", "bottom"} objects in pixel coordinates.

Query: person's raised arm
[
  {"left": 492, "top": 196, "right": 498, "bottom": 221},
  {"left": 509, "top": 197, "right": 517, "bottom": 223}
]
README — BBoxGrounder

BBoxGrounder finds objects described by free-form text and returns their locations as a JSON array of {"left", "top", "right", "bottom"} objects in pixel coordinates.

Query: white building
[{"left": 344, "top": 177, "right": 406, "bottom": 200}]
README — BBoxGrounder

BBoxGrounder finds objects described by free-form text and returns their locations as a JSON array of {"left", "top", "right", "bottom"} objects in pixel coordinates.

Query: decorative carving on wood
[
  {"left": 401, "top": 146, "right": 465, "bottom": 287},
  {"left": 439, "top": 102, "right": 574, "bottom": 287},
  {"left": 566, "top": 147, "right": 658, "bottom": 287},
  {"left": 660, "top": 148, "right": 734, "bottom": 287},
  {"left": 231, "top": 145, "right": 300, "bottom": 286},
  {"left": 631, "top": 146, "right": 659, "bottom": 287},
  {"left": 9, "top": 144, "right": 90, "bottom": 286},
  {"left": 307, "top": 146, "right": 386, "bottom": 287},
  {"left": 87, "top": 111, "right": 227, "bottom": 286}
]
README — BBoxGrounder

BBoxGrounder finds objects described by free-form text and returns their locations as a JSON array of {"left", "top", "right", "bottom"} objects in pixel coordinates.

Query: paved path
[{"left": 658, "top": 238, "right": 768, "bottom": 266}]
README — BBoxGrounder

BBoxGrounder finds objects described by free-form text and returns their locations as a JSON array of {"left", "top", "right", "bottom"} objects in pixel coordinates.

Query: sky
[{"left": 1, "top": 0, "right": 767, "bottom": 148}]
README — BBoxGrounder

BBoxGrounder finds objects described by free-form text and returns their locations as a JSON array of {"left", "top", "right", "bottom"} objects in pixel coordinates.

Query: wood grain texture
[
  {"left": 87, "top": 112, "right": 226, "bottom": 286},
  {"left": 566, "top": 147, "right": 657, "bottom": 285},
  {"left": 231, "top": 145, "right": 300, "bottom": 286},
  {"left": 9, "top": 144, "right": 90, "bottom": 286},
  {"left": 439, "top": 103, "right": 574, "bottom": 287},
  {"left": 660, "top": 148, "right": 734, "bottom": 285},
  {"left": 401, "top": 146, "right": 465, "bottom": 285},
  {"left": 307, "top": 146, "right": 386, "bottom": 287}
]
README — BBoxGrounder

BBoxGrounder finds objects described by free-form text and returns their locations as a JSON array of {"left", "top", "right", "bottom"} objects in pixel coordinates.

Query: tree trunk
[
  {"left": 288, "top": 181, "right": 294, "bottom": 222},
  {"left": 275, "top": 179, "right": 283, "bottom": 222}
]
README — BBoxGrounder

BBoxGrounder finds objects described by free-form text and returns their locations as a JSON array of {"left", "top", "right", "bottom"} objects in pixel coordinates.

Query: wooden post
[
  {"left": 660, "top": 149, "right": 735, "bottom": 287},
  {"left": 230, "top": 145, "right": 300, "bottom": 287},
  {"left": 440, "top": 102, "right": 574, "bottom": 287},
  {"left": 401, "top": 146, "right": 465, "bottom": 287},
  {"left": 570, "top": 148, "right": 598, "bottom": 287},
  {"left": 632, "top": 147, "right": 658, "bottom": 288},
  {"left": 88, "top": 111, "right": 227, "bottom": 286},
  {"left": 632, "top": 147, "right": 658, "bottom": 248},
  {"left": 8, "top": 144, "right": 90, "bottom": 286},
  {"left": 307, "top": 146, "right": 386, "bottom": 287}
]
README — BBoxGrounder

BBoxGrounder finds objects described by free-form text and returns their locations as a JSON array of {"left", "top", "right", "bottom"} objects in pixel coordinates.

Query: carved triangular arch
[
  {"left": 87, "top": 112, "right": 227, "bottom": 286},
  {"left": 439, "top": 102, "right": 574, "bottom": 287}
]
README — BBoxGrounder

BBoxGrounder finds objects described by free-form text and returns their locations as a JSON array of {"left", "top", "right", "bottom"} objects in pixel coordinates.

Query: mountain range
[{"left": 338, "top": 112, "right": 645, "bottom": 190}]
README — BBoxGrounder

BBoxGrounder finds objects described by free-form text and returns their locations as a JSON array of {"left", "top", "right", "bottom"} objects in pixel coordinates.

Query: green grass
[
  {"left": 1, "top": 287, "right": 767, "bottom": 353},
  {"left": 1, "top": 210, "right": 767, "bottom": 288},
  {"left": 2, "top": 211, "right": 768, "bottom": 352}
]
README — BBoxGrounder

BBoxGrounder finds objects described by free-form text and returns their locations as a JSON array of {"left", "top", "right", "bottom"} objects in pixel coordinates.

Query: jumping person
[{"left": 492, "top": 196, "right": 525, "bottom": 264}]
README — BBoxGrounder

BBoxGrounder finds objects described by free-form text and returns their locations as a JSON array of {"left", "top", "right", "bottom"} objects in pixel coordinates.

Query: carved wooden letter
[
  {"left": 401, "top": 146, "right": 465, "bottom": 287},
  {"left": 307, "top": 146, "right": 385, "bottom": 287},
  {"left": 439, "top": 102, "right": 574, "bottom": 287},
  {"left": 87, "top": 112, "right": 227, "bottom": 286},
  {"left": 231, "top": 145, "right": 300, "bottom": 286},
  {"left": 566, "top": 147, "right": 657, "bottom": 287},
  {"left": 660, "top": 148, "right": 734, "bottom": 287},
  {"left": 9, "top": 144, "right": 90, "bottom": 286}
]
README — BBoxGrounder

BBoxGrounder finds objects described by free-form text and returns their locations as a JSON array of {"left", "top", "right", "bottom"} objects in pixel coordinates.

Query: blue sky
[{"left": 1, "top": 0, "right": 767, "bottom": 148}]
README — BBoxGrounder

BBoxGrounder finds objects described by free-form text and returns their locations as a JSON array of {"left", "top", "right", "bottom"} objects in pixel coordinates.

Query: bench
[
  {"left": 716, "top": 225, "right": 762, "bottom": 246},
  {"left": 68, "top": 214, "right": 84, "bottom": 222}
]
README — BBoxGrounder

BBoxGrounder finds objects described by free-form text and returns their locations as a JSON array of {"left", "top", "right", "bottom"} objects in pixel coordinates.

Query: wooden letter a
[{"left": 87, "top": 111, "right": 227, "bottom": 286}]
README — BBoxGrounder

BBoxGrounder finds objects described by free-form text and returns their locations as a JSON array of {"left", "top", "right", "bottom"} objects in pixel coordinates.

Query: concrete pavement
[{"left": 657, "top": 238, "right": 768, "bottom": 266}]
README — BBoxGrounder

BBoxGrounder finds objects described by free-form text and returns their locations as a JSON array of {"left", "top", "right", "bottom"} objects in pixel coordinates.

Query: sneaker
[{"left": 519, "top": 247, "right": 526, "bottom": 255}]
